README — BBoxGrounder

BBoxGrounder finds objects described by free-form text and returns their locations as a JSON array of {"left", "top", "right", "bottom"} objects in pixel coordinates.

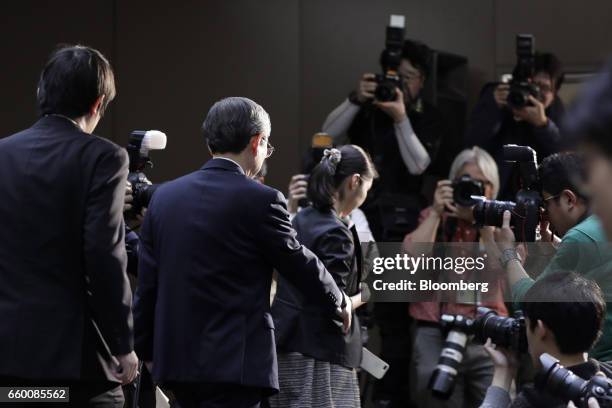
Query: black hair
[
  {"left": 401, "top": 39, "right": 431, "bottom": 77},
  {"left": 307, "top": 145, "right": 377, "bottom": 212},
  {"left": 534, "top": 52, "right": 565, "bottom": 91},
  {"left": 521, "top": 272, "right": 605, "bottom": 354},
  {"left": 37, "top": 44, "right": 116, "bottom": 118},
  {"left": 538, "top": 151, "right": 589, "bottom": 202},
  {"left": 202, "top": 97, "right": 270, "bottom": 154},
  {"left": 379, "top": 39, "right": 431, "bottom": 77}
]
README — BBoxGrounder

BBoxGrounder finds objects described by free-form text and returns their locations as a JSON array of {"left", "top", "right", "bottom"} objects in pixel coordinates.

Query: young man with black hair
[
  {"left": 493, "top": 151, "right": 612, "bottom": 361},
  {"left": 466, "top": 52, "right": 566, "bottom": 199},
  {"left": 480, "top": 272, "right": 612, "bottom": 408},
  {"left": 0, "top": 45, "right": 137, "bottom": 407}
]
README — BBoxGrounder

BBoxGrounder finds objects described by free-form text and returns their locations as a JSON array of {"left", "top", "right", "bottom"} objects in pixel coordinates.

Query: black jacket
[
  {"left": 133, "top": 158, "right": 344, "bottom": 394},
  {"left": 481, "top": 359, "right": 612, "bottom": 408},
  {"left": 0, "top": 116, "right": 133, "bottom": 382},
  {"left": 272, "top": 207, "right": 364, "bottom": 368},
  {"left": 465, "top": 83, "right": 565, "bottom": 199}
]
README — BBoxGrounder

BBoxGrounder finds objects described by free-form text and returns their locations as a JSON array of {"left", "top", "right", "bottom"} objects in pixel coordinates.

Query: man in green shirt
[{"left": 494, "top": 152, "right": 612, "bottom": 361}]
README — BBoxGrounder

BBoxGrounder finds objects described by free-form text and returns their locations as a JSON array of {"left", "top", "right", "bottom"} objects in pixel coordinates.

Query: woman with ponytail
[{"left": 269, "top": 145, "right": 377, "bottom": 407}]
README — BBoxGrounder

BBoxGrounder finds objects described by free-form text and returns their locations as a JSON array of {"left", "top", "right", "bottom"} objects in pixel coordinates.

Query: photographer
[
  {"left": 322, "top": 39, "right": 446, "bottom": 240},
  {"left": 466, "top": 52, "right": 565, "bottom": 199},
  {"left": 494, "top": 151, "right": 612, "bottom": 361},
  {"left": 480, "top": 272, "right": 612, "bottom": 408},
  {"left": 404, "top": 147, "right": 507, "bottom": 407}
]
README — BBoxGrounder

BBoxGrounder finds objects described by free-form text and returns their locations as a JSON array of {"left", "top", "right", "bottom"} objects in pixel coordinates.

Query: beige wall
[{"left": 2, "top": 0, "right": 612, "bottom": 191}]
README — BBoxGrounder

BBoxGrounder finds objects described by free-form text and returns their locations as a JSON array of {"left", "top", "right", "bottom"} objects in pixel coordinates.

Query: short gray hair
[
  {"left": 202, "top": 96, "right": 271, "bottom": 154},
  {"left": 449, "top": 146, "right": 500, "bottom": 199}
]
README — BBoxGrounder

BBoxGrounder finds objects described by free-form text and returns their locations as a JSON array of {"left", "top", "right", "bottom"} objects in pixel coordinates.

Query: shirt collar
[{"left": 214, "top": 156, "right": 245, "bottom": 174}]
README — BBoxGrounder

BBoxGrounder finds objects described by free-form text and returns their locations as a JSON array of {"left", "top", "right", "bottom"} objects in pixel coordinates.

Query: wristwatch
[{"left": 499, "top": 248, "right": 520, "bottom": 268}]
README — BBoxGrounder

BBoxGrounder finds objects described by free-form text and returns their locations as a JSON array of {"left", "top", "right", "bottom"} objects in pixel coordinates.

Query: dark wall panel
[
  {"left": 114, "top": 0, "right": 300, "bottom": 189},
  {"left": 0, "top": 1, "right": 115, "bottom": 138}
]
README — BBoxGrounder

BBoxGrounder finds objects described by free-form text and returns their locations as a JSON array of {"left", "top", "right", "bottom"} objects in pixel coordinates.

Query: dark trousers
[
  {"left": 0, "top": 377, "right": 123, "bottom": 407},
  {"left": 170, "top": 383, "right": 263, "bottom": 408}
]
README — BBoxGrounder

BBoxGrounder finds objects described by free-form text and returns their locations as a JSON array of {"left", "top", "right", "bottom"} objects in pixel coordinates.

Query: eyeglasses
[
  {"left": 261, "top": 139, "right": 275, "bottom": 158},
  {"left": 541, "top": 194, "right": 560, "bottom": 211},
  {"left": 534, "top": 82, "right": 553, "bottom": 94}
]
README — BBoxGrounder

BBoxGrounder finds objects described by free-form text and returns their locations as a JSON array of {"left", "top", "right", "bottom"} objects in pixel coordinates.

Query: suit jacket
[
  {"left": 0, "top": 116, "right": 133, "bottom": 382},
  {"left": 272, "top": 207, "right": 364, "bottom": 368},
  {"left": 133, "top": 158, "right": 344, "bottom": 394}
]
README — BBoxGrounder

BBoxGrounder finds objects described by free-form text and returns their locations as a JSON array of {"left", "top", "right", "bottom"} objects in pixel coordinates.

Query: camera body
[
  {"left": 507, "top": 34, "right": 542, "bottom": 109},
  {"left": 538, "top": 353, "right": 612, "bottom": 407},
  {"left": 471, "top": 307, "right": 528, "bottom": 353},
  {"left": 375, "top": 15, "right": 405, "bottom": 102},
  {"left": 473, "top": 144, "right": 541, "bottom": 241},
  {"left": 126, "top": 130, "right": 167, "bottom": 214},
  {"left": 452, "top": 175, "right": 485, "bottom": 207}
]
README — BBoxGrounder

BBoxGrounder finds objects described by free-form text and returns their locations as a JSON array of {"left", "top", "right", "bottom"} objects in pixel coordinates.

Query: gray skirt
[{"left": 268, "top": 352, "right": 361, "bottom": 408}]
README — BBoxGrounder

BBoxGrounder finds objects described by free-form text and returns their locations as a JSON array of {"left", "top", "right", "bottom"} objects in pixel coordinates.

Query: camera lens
[
  {"left": 472, "top": 199, "right": 516, "bottom": 227},
  {"left": 452, "top": 176, "right": 485, "bottom": 207},
  {"left": 537, "top": 354, "right": 587, "bottom": 404},
  {"left": 429, "top": 315, "right": 472, "bottom": 399}
]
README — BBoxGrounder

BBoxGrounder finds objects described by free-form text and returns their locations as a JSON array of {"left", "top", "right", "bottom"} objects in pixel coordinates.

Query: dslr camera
[
  {"left": 506, "top": 34, "right": 543, "bottom": 109},
  {"left": 538, "top": 353, "right": 612, "bottom": 407},
  {"left": 472, "top": 144, "right": 541, "bottom": 241},
  {"left": 452, "top": 175, "right": 486, "bottom": 207},
  {"left": 126, "top": 130, "right": 167, "bottom": 215},
  {"left": 374, "top": 15, "right": 406, "bottom": 102},
  {"left": 429, "top": 307, "right": 527, "bottom": 399}
]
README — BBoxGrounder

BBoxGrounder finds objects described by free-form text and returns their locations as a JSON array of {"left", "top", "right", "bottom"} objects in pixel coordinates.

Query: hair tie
[{"left": 322, "top": 148, "right": 342, "bottom": 174}]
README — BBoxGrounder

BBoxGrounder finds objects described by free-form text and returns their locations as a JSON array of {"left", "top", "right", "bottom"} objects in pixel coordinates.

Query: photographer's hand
[
  {"left": 374, "top": 88, "right": 407, "bottom": 123},
  {"left": 494, "top": 210, "right": 516, "bottom": 251},
  {"left": 356, "top": 73, "right": 377, "bottom": 103},
  {"left": 287, "top": 174, "right": 308, "bottom": 215},
  {"left": 539, "top": 220, "right": 562, "bottom": 248},
  {"left": 512, "top": 95, "right": 548, "bottom": 127},
  {"left": 484, "top": 338, "right": 518, "bottom": 391},
  {"left": 432, "top": 180, "right": 453, "bottom": 216},
  {"left": 493, "top": 83, "right": 510, "bottom": 108}
]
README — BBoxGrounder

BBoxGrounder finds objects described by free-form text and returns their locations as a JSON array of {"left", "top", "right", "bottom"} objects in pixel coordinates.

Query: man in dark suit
[
  {"left": 0, "top": 45, "right": 138, "bottom": 407},
  {"left": 134, "top": 97, "right": 352, "bottom": 408}
]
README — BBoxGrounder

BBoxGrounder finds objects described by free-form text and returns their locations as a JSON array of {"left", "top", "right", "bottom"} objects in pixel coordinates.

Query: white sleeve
[
  {"left": 393, "top": 117, "right": 431, "bottom": 175},
  {"left": 322, "top": 98, "right": 361, "bottom": 145}
]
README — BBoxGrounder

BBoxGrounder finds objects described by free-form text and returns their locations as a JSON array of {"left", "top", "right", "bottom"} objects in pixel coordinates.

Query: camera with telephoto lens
[
  {"left": 429, "top": 314, "right": 473, "bottom": 399},
  {"left": 452, "top": 175, "right": 485, "bottom": 207},
  {"left": 374, "top": 15, "right": 405, "bottom": 102},
  {"left": 471, "top": 307, "right": 528, "bottom": 353},
  {"left": 472, "top": 144, "right": 541, "bottom": 241},
  {"left": 429, "top": 307, "right": 527, "bottom": 399},
  {"left": 126, "top": 130, "right": 167, "bottom": 214},
  {"left": 507, "top": 34, "right": 543, "bottom": 109},
  {"left": 537, "top": 353, "right": 612, "bottom": 407}
]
